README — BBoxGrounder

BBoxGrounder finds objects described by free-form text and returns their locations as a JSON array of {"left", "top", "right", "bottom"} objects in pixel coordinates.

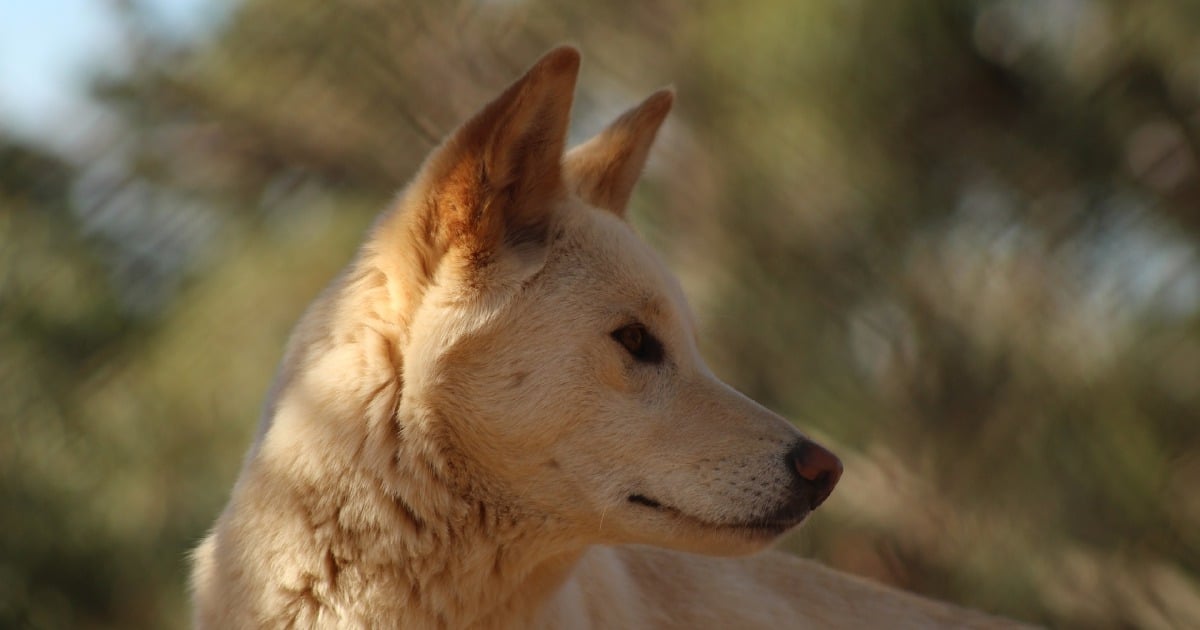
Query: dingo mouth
[{"left": 627, "top": 493, "right": 810, "bottom": 537}]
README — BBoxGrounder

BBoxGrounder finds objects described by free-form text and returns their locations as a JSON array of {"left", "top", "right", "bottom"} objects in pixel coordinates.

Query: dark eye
[{"left": 611, "top": 324, "right": 664, "bottom": 364}]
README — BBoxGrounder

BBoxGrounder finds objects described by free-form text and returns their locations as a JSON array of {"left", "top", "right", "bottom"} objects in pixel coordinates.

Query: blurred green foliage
[{"left": 3, "top": 0, "right": 1200, "bottom": 627}]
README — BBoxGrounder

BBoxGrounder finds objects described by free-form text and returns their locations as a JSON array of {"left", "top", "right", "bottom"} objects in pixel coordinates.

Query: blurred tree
[{"left": 0, "top": 140, "right": 140, "bottom": 626}]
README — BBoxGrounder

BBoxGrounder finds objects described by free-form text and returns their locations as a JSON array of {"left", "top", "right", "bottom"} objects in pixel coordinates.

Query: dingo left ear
[
  {"left": 422, "top": 46, "right": 580, "bottom": 259},
  {"left": 564, "top": 88, "right": 674, "bottom": 218}
]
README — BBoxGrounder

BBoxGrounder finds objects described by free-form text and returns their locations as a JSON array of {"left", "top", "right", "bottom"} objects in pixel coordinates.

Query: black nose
[{"left": 785, "top": 440, "right": 843, "bottom": 509}]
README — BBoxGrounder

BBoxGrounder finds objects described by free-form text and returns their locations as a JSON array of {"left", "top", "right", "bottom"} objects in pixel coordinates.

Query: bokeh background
[{"left": 3, "top": 0, "right": 1200, "bottom": 627}]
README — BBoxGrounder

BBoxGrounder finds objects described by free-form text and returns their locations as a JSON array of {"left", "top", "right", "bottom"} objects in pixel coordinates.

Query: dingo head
[{"left": 376, "top": 47, "right": 841, "bottom": 556}]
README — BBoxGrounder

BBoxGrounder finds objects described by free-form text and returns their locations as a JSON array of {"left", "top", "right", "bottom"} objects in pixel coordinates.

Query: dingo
[{"left": 192, "top": 46, "right": 1028, "bottom": 629}]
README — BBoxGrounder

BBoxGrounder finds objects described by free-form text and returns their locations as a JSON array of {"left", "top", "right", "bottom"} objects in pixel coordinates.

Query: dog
[{"left": 191, "top": 45, "right": 1030, "bottom": 629}]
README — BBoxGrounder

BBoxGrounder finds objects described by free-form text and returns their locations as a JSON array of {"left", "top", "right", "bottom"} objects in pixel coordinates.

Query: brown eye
[
  {"left": 618, "top": 325, "right": 643, "bottom": 353},
  {"left": 611, "top": 324, "right": 664, "bottom": 364}
]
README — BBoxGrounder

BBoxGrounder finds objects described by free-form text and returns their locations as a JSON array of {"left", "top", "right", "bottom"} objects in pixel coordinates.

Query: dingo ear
[
  {"left": 423, "top": 46, "right": 580, "bottom": 260},
  {"left": 564, "top": 88, "right": 673, "bottom": 218}
]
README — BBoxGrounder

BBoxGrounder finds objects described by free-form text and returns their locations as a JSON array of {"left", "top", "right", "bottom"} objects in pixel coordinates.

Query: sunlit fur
[{"left": 191, "top": 46, "right": 1029, "bottom": 629}]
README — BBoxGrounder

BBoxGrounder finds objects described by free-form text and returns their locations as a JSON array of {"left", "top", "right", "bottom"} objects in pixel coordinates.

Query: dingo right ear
[{"left": 564, "top": 88, "right": 673, "bottom": 218}]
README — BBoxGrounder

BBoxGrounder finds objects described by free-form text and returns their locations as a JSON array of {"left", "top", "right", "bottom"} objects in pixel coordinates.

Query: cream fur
[{"left": 191, "top": 46, "right": 1032, "bottom": 629}]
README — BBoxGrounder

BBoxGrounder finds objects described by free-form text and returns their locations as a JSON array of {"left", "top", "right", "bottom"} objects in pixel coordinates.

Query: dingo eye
[{"left": 611, "top": 324, "right": 664, "bottom": 364}]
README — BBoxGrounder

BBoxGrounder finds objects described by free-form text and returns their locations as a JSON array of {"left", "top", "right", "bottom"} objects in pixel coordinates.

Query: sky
[{"left": 0, "top": 0, "right": 228, "bottom": 148}]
